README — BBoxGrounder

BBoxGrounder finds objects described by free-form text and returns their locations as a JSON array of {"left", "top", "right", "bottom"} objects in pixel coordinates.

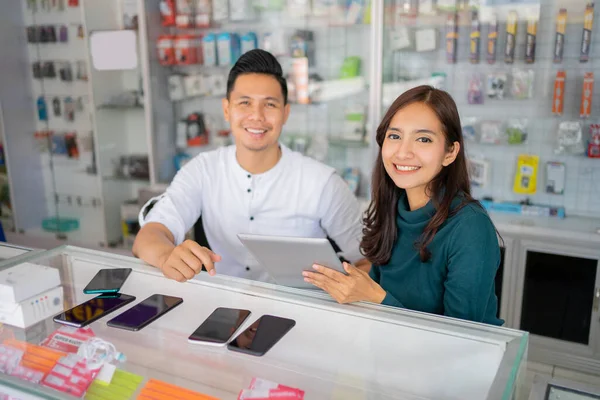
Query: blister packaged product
[
  {"left": 487, "top": 73, "right": 507, "bottom": 99},
  {"left": 511, "top": 69, "right": 535, "bottom": 99},
  {"left": 480, "top": 120, "right": 504, "bottom": 144},
  {"left": 461, "top": 117, "right": 480, "bottom": 142},
  {"left": 505, "top": 118, "right": 528, "bottom": 144},
  {"left": 555, "top": 121, "right": 585, "bottom": 155},
  {"left": 467, "top": 73, "right": 485, "bottom": 104}
]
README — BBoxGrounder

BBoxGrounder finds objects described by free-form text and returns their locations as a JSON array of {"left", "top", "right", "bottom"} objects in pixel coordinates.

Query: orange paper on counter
[
  {"left": 552, "top": 70, "right": 566, "bottom": 115},
  {"left": 137, "top": 379, "right": 219, "bottom": 400},
  {"left": 3, "top": 339, "right": 65, "bottom": 374},
  {"left": 580, "top": 72, "right": 594, "bottom": 117}
]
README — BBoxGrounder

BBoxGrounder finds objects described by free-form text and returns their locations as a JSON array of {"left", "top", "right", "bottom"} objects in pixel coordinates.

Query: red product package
[
  {"left": 40, "top": 326, "right": 96, "bottom": 354},
  {"left": 238, "top": 378, "right": 305, "bottom": 400}
]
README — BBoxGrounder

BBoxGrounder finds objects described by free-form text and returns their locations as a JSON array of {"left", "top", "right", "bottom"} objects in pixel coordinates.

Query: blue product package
[
  {"left": 202, "top": 33, "right": 218, "bottom": 66},
  {"left": 241, "top": 32, "right": 258, "bottom": 54},
  {"left": 51, "top": 134, "right": 68, "bottom": 155},
  {"left": 217, "top": 33, "right": 241, "bottom": 66},
  {"left": 37, "top": 96, "right": 48, "bottom": 121}
]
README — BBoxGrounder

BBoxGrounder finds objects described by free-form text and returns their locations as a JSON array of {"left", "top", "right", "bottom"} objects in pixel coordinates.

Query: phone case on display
[
  {"left": 59, "top": 25, "right": 68, "bottom": 42},
  {"left": 43, "top": 62, "right": 56, "bottom": 78},
  {"left": 63, "top": 97, "right": 75, "bottom": 122},
  {"left": 52, "top": 97, "right": 61, "bottom": 117},
  {"left": 32, "top": 62, "right": 42, "bottom": 79},
  {"left": 59, "top": 62, "right": 73, "bottom": 82},
  {"left": 37, "top": 97, "right": 48, "bottom": 122},
  {"left": 76, "top": 61, "right": 87, "bottom": 81},
  {"left": 27, "top": 26, "right": 38, "bottom": 43},
  {"left": 47, "top": 25, "right": 57, "bottom": 43}
]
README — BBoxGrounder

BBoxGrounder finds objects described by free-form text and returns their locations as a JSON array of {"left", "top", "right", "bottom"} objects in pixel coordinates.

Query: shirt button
[
  {"left": 246, "top": 266, "right": 250, "bottom": 271},
  {"left": 247, "top": 174, "right": 251, "bottom": 178},
  {"left": 250, "top": 216, "right": 254, "bottom": 221},
  {"left": 247, "top": 188, "right": 251, "bottom": 193}
]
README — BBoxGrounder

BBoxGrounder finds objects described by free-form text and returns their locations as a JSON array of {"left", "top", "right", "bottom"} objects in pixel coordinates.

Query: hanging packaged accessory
[
  {"left": 554, "top": 8, "right": 567, "bottom": 63},
  {"left": 37, "top": 97, "right": 48, "bottom": 121},
  {"left": 77, "top": 25, "right": 84, "bottom": 39},
  {"left": 43, "top": 61, "right": 56, "bottom": 78},
  {"left": 505, "top": 119, "right": 528, "bottom": 144},
  {"left": 525, "top": 17, "right": 537, "bottom": 64},
  {"left": 469, "top": 10, "right": 481, "bottom": 64},
  {"left": 513, "top": 154, "right": 539, "bottom": 195},
  {"left": 555, "top": 121, "right": 585, "bottom": 155},
  {"left": 588, "top": 124, "right": 600, "bottom": 157},
  {"left": 27, "top": 26, "right": 38, "bottom": 43},
  {"left": 47, "top": 25, "right": 57, "bottom": 43},
  {"left": 59, "top": 62, "right": 73, "bottom": 82},
  {"left": 487, "top": 73, "right": 507, "bottom": 99},
  {"left": 52, "top": 97, "right": 61, "bottom": 117},
  {"left": 468, "top": 158, "right": 490, "bottom": 187},
  {"left": 511, "top": 69, "right": 534, "bottom": 99},
  {"left": 580, "top": 3, "right": 594, "bottom": 62},
  {"left": 64, "top": 97, "right": 75, "bottom": 122},
  {"left": 504, "top": 11, "right": 518, "bottom": 63},
  {"left": 545, "top": 162, "right": 565, "bottom": 195},
  {"left": 480, "top": 120, "right": 504, "bottom": 144},
  {"left": 159, "top": 0, "right": 176, "bottom": 26},
  {"left": 552, "top": 70, "right": 565, "bottom": 115},
  {"left": 487, "top": 14, "right": 498, "bottom": 64},
  {"left": 175, "top": 0, "right": 193, "bottom": 28},
  {"left": 76, "top": 60, "right": 87, "bottom": 81},
  {"left": 461, "top": 117, "right": 479, "bottom": 142},
  {"left": 580, "top": 72, "right": 594, "bottom": 118},
  {"left": 446, "top": 13, "right": 458, "bottom": 64},
  {"left": 467, "top": 73, "right": 484, "bottom": 104},
  {"left": 32, "top": 62, "right": 42, "bottom": 79},
  {"left": 59, "top": 25, "right": 68, "bottom": 42}
]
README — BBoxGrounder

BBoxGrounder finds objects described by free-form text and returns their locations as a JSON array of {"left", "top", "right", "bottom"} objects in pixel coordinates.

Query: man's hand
[
  {"left": 302, "top": 262, "right": 386, "bottom": 304},
  {"left": 159, "top": 240, "right": 221, "bottom": 282}
]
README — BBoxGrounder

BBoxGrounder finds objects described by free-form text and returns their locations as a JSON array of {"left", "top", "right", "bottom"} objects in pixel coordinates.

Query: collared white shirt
[{"left": 139, "top": 144, "right": 363, "bottom": 282}]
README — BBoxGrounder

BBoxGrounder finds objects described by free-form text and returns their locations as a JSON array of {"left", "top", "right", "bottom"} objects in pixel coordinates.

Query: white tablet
[{"left": 237, "top": 233, "right": 345, "bottom": 289}]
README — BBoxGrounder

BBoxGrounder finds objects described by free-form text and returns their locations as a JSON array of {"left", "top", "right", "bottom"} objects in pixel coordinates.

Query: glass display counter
[{"left": 0, "top": 245, "right": 529, "bottom": 399}]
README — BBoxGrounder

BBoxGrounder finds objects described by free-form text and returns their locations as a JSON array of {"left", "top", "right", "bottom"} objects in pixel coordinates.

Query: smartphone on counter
[
  {"left": 106, "top": 294, "right": 183, "bottom": 331},
  {"left": 188, "top": 307, "right": 251, "bottom": 346},
  {"left": 227, "top": 315, "right": 295, "bottom": 357},
  {"left": 83, "top": 268, "right": 132, "bottom": 294},
  {"left": 53, "top": 293, "right": 136, "bottom": 328}
]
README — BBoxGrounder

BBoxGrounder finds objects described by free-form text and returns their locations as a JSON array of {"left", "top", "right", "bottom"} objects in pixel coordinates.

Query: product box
[
  {"left": 0, "top": 286, "right": 64, "bottom": 329},
  {"left": 0, "top": 263, "right": 61, "bottom": 303}
]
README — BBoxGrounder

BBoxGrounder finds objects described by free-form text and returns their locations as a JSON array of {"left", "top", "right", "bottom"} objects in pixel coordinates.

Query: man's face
[{"left": 222, "top": 73, "right": 290, "bottom": 153}]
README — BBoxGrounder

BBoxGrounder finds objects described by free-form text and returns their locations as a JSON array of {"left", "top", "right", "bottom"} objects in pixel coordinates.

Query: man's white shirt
[{"left": 139, "top": 144, "right": 363, "bottom": 282}]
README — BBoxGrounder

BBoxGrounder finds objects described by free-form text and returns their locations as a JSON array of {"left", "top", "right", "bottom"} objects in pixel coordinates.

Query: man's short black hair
[{"left": 226, "top": 49, "right": 288, "bottom": 104}]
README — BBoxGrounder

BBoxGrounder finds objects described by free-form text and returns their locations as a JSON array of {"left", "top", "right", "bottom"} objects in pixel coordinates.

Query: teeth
[
  {"left": 246, "top": 128, "right": 266, "bottom": 134},
  {"left": 395, "top": 165, "right": 419, "bottom": 171}
]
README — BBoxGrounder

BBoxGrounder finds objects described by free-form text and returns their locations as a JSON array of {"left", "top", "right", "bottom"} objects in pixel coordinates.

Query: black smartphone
[
  {"left": 83, "top": 268, "right": 132, "bottom": 294},
  {"left": 106, "top": 294, "right": 183, "bottom": 331},
  {"left": 227, "top": 315, "right": 296, "bottom": 357},
  {"left": 53, "top": 293, "right": 136, "bottom": 328},
  {"left": 188, "top": 307, "right": 251, "bottom": 346}
]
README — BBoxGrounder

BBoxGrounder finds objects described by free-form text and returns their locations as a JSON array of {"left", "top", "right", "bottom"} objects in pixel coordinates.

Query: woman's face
[{"left": 381, "top": 102, "right": 459, "bottom": 200}]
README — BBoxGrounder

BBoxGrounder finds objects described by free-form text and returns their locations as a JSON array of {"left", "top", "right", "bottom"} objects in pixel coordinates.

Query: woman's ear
[{"left": 442, "top": 141, "right": 460, "bottom": 167}]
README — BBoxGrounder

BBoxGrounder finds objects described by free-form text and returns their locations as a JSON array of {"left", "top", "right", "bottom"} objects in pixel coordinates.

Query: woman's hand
[{"left": 303, "top": 262, "right": 387, "bottom": 304}]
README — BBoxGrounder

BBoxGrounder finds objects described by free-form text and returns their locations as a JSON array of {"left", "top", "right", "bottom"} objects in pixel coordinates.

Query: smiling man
[{"left": 133, "top": 49, "right": 366, "bottom": 283}]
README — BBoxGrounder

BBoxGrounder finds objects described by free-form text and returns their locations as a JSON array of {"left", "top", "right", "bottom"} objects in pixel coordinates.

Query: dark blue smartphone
[
  {"left": 83, "top": 268, "right": 132, "bottom": 294},
  {"left": 106, "top": 294, "right": 183, "bottom": 331},
  {"left": 53, "top": 293, "right": 136, "bottom": 328}
]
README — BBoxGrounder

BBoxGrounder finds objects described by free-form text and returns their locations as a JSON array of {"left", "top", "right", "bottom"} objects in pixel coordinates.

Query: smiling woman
[{"left": 304, "top": 85, "right": 504, "bottom": 326}]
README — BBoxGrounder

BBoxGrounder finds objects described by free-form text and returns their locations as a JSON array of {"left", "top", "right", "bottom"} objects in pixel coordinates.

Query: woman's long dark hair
[{"left": 361, "top": 85, "right": 476, "bottom": 264}]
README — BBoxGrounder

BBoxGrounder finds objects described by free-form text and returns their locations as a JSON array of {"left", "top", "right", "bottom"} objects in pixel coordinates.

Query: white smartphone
[{"left": 188, "top": 307, "right": 252, "bottom": 346}]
